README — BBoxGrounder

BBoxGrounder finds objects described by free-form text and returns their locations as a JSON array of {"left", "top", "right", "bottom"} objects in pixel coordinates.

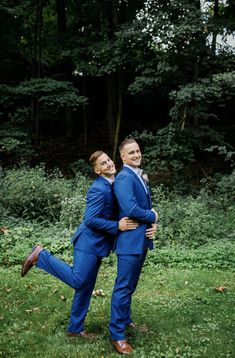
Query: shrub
[
  {"left": 0, "top": 217, "right": 74, "bottom": 267},
  {"left": 146, "top": 241, "right": 235, "bottom": 270},
  {"left": 214, "top": 169, "right": 235, "bottom": 204},
  {"left": 59, "top": 175, "right": 91, "bottom": 229},
  {"left": 0, "top": 165, "right": 90, "bottom": 224},
  {"left": 1, "top": 165, "right": 235, "bottom": 269},
  {"left": 152, "top": 185, "right": 235, "bottom": 248},
  {"left": 1, "top": 215, "right": 234, "bottom": 270},
  {"left": 0, "top": 164, "right": 71, "bottom": 222},
  {"left": 133, "top": 127, "right": 196, "bottom": 192}
]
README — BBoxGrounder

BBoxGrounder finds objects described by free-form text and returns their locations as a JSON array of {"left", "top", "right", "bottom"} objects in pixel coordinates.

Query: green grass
[{"left": 0, "top": 264, "right": 234, "bottom": 358}]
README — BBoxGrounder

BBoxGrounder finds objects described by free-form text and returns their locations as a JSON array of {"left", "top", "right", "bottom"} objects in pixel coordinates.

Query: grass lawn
[{"left": 0, "top": 263, "right": 234, "bottom": 358}]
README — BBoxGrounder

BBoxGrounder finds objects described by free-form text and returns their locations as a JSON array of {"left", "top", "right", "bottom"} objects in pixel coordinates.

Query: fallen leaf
[
  {"left": 138, "top": 324, "right": 149, "bottom": 333},
  {"left": 0, "top": 227, "right": 9, "bottom": 234},
  {"left": 25, "top": 309, "right": 33, "bottom": 314},
  {"left": 92, "top": 289, "right": 105, "bottom": 297},
  {"left": 24, "top": 284, "right": 33, "bottom": 289},
  {"left": 214, "top": 286, "right": 227, "bottom": 293}
]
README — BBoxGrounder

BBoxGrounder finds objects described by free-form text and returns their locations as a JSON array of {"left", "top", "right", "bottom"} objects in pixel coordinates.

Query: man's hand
[
  {"left": 145, "top": 223, "right": 157, "bottom": 240},
  {"left": 119, "top": 217, "right": 139, "bottom": 231}
]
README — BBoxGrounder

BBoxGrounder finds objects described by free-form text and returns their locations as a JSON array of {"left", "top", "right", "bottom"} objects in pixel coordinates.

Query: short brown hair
[
  {"left": 119, "top": 138, "right": 137, "bottom": 153},
  {"left": 89, "top": 150, "right": 104, "bottom": 168}
]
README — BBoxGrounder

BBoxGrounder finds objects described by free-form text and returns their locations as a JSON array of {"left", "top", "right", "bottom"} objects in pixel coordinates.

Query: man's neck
[
  {"left": 124, "top": 164, "right": 140, "bottom": 170},
  {"left": 101, "top": 175, "right": 115, "bottom": 183}
]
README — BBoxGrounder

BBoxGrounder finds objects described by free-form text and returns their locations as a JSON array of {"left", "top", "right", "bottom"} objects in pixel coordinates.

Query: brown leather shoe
[
  {"left": 21, "top": 246, "right": 43, "bottom": 277},
  {"left": 111, "top": 340, "right": 134, "bottom": 354},
  {"left": 67, "top": 331, "right": 97, "bottom": 339}
]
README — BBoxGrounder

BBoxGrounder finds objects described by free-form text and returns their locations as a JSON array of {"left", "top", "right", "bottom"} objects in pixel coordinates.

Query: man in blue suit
[
  {"left": 109, "top": 138, "right": 158, "bottom": 354},
  {"left": 21, "top": 150, "right": 138, "bottom": 338}
]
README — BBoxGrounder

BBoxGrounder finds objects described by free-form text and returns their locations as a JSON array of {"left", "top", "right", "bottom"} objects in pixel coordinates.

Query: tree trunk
[
  {"left": 112, "top": 70, "right": 123, "bottom": 162},
  {"left": 56, "top": 0, "right": 67, "bottom": 40},
  {"left": 32, "top": 0, "right": 43, "bottom": 147},
  {"left": 105, "top": 73, "right": 117, "bottom": 145},
  {"left": 212, "top": 0, "right": 219, "bottom": 54},
  {"left": 65, "top": 108, "right": 73, "bottom": 139},
  {"left": 82, "top": 78, "right": 88, "bottom": 147},
  {"left": 32, "top": 0, "right": 43, "bottom": 78}
]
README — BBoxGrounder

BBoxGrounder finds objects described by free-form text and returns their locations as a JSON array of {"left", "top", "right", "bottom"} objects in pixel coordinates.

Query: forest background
[{"left": 0, "top": 1, "right": 235, "bottom": 357}]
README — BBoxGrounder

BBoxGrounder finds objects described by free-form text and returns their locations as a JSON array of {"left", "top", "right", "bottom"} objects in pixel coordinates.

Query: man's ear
[
  {"left": 94, "top": 167, "right": 100, "bottom": 175},
  {"left": 120, "top": 152, "right": 125, "bottom": 163}
]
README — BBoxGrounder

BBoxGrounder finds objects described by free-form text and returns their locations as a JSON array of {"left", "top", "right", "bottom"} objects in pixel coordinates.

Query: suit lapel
[
  {"left": 122, "top": 166, "right": 151, "bottom": 205},
  {"left": 97, "top": 175, "right": 114, "bottom": 203},
  {"left": 146, "top": 186, "right": 152, "bottom": 206}
]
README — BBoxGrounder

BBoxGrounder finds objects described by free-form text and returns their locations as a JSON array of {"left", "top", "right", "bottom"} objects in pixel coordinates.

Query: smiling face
[
  {"left": 94, "top": 153, "right": 116, "bottom": 178},
  {"left": 120, "top": 141, "right": 142, "bottom": 168}
]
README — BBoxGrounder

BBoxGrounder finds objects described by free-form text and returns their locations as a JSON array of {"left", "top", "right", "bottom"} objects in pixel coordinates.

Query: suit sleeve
[
  {"left": 114, "top": 175, "right": 156, "bottom": 223},
  {"left": 84, "top": 186, "right": 119, "bottom": 235}
]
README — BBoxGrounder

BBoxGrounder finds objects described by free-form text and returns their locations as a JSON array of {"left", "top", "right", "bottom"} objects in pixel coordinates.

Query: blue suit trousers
[
  {"left": 109, "top": 251, "right": 147, "bottom": 340},
  {"left": 36, "top": 248, "right": 101, "bottom": 333}
]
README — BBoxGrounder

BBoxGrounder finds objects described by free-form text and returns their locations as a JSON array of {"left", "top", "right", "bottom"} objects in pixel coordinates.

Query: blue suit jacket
[
  {"left": 114, "top": 166, "right": 156, "bottom": 254},
  {"left": 71, "top": 176, "right": 119, "bottom": 257}
]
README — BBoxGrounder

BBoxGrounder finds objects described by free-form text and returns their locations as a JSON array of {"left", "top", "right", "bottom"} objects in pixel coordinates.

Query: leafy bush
[
  {"left": 0, "top": 218, "right": 74, "bottom": 267},
  {"left": 214, "top": 169, "right": 235, "bottom": 205},
  {"left": 0, "top": 165, "right": 90, "bottom": 224},
  {"left": 1, "top": 215, "right": 234, "bottom": 270},
  {"left": 146, "top": 241, "right": 235, "bottom": 270},
  {"left": 0, "top": 165, "right": 70, "bottom": 222},
  {"left": 1, "top": 165, "right": 235, "bottom": 270},
  {"left": 69, "top": 159, "right": 93, "bottom": 177},
  {"left": 152, "top": 185, "right": 235, "bottom": 248},
  {"left": 133, "top": 127, "right": 226, "bottom": 192},
  {"left": 133, "top": 126, "right": 196, "bottom": 191},
  {"left": 60, "top": 175, "right": 90, "bottom": 229}
]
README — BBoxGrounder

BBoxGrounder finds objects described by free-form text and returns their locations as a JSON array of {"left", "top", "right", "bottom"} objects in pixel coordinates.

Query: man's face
[
  {"left": 94, "top": 153, "right": 116, "bottom": 177},
  {"left": 120, "top": 142, "right": 142, "bottom": 168}
]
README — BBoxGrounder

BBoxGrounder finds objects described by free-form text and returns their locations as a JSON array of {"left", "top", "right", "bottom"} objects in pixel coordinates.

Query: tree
[
  {"left": 68, "top": 0, "right": 145, "bottom": 158},
  {"left": 0, "top": 0, "right": 234, "bottom": 186}
]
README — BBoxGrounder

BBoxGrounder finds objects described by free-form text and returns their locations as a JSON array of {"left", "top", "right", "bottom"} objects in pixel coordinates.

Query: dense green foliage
[
  {"left": 134, "top": 128, "right": 235, "bottom": 192},
  {"left": 0, "top": 166, "right": 234, "bottom": 270},
  {"left": 0, "top": 164, "right": 90, "bottom": 223},
  {"left": 152, "top": 186, "right": 235, "bottom": 248},
  {"left": 0, "top": 0, "right": 234, "bottom": 184}
]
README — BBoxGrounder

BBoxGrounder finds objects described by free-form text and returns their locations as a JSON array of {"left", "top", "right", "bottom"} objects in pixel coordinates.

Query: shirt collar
[
  {"left": 124, "top": 164, "right": 143, "bottom": 176},
  {"left": 101, "top": 175, "right": 115, "bottom": 185}
]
